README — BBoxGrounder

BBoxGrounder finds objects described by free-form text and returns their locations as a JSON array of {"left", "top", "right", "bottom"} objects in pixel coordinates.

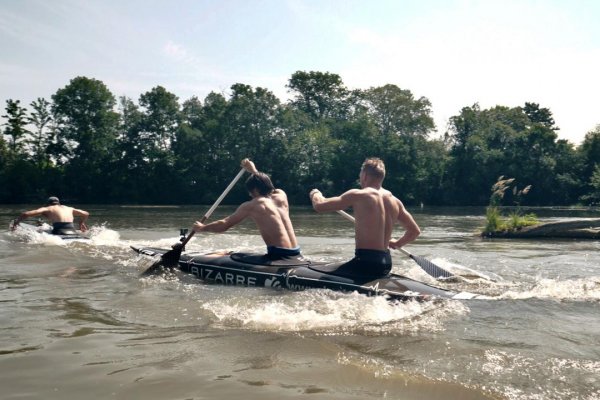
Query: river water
[{"left": 1, "top": 205, "right": 599, "bottom": 400}]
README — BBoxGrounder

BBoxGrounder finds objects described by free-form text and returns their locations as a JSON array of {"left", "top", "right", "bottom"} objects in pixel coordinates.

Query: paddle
[
  {"left": 335, "top": 209, "right": 454, "bottom": 279},
  {"left": 141, "top": 168, "right": 246, "bottom": 276}
]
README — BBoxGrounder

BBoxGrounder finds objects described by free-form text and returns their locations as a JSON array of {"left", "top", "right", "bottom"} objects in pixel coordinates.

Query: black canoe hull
[
  {"left": 133, "top": 246, "right": 484, "bottom": 301},
  {"left": 15, "top": 222, "right": 89, "bottom": 240}
]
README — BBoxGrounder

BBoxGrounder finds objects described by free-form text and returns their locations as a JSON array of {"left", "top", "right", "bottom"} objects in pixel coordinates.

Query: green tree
[
  {"left": 181, "top": 96, "right": 203, "bottom": 128},
  {"left": 0, "top": 135, "right": 7, "bottom": 167},
  {"left": 550, "top": 139, "right": 582, "bottom": 205},
  {"left": 2, "top": 99, "right": 29, "bottom": 159},
  {"left": 444, "top": 103, "right": 578, "bottom": 205},
  {"left": 510, "top": 119, "right": 578, "bottom": 205},
  {"left": 0, "top": 134, "right": 8, "bottom": 201},
  {"left": 360, "top": 84, "right": 435, "bottom": 138},
  {"left": 112, "top": 96, "right": 147, "bottom": 202},
  {"left": 181, "top": 92, "right": 233, "bottom": 203},
  {"left": 414, "top": 137, "right": 449, "bottom": 205},
  {"left": 28, "top": 98, "right": 53, "bottom": 167},
  {"left": 579, "top": 125, "right": 600, "bottom": 177},
  {"left": 224, "top": 83, "right": 284, "bottom": 170},
  {"left": 287, "top": 71, "right": 349, "bottom": 121},
  {"left": 582, "top": 164, "right": 600, "bottom": 205},
  {"left": 523, "top": 102, "right": 556, "bottom": 129},
  {"left": 443, "top": 104, "right": 488, "bottom": 204},
  {"left": 139, "top": 86, "right": 181, "bottom": 161},
  {"left": 173, "top": 95, "right": 215, "bottom": 203},
  {"left": 0, "top": 72, "right": 593, "bottom": 207},
  {"left": 116, "top": 96, "right": 144, "bottom": 166},
  {"left": 0, "top": 100, "right": 47, "bottom": 204},
  {"left": 578, "top": 125, "right": 600, "bottom": 204},
  {"left": 52, "top": 77, "right": 119, "bottom": 161},
  {"left": 335, "top": 117, "right": 378, "bottom": 179},
  {"left": 283, "top": 123, "right": 341, "bottom": 199},
  {"left": 137, "top": 86, "right": 182, "bottom": 202},
  {"left": 199, "top": 91, "right": 228, "bottom": 161},
  {"left": 351, "top": 84, "right": 437, "bottom": 204},
  {"left": 52, "top": 76, "right": 119, "bottom": 201}
]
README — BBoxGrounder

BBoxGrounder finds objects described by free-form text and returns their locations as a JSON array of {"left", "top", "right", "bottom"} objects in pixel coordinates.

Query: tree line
[{"left": 2, "top": 71, "right": 600, "bottom": 206}]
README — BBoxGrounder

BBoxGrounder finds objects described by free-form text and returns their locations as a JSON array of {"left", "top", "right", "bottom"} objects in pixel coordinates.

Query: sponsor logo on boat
[
  {"left": 286, "top": 282, "right": 310, "bottom": 291},
  {"left": 189, "top": 265, "right": 257, "bottom": 286},
  {"left": 264, "top": 277, "right": 281, "bottom": 288},
  {"left": 371, "top": 282, "right": 380, "bottom": 293},
  {"left": 283, "top": 276, "right": 383, "bottom": 296},
  {"left": 284, "top": 274, "right": 309, "bottom": 290}
]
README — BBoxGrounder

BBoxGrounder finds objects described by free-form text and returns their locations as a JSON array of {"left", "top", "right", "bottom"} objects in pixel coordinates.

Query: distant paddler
[{"left": 11, "top": 196, "right": 90, "bottom": 235}]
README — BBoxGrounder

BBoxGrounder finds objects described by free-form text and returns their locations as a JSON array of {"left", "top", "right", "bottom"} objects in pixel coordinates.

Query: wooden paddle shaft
[{"left": 204, "top": 168, "right": 246, "bottom": 218}]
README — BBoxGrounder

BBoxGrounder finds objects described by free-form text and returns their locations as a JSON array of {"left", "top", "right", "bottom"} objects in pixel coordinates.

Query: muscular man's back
[
  {"left": 352, "top": 188, "right": 400, "bottom": 250},
  {"left": 248, "top": 190, "right": 297, "bottom": 248},
  {"left": 43, "top": 205, "right": 76, "bottom": 223}
]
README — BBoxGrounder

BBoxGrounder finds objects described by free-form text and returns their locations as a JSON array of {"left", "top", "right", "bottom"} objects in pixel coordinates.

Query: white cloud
[{"left": 163, "top": 40, "right": 189, "bottom": 60}]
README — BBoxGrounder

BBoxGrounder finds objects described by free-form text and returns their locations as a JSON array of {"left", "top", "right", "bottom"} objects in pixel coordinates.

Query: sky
[{"left": 1, "top": 0, "right": 599, "bottom": 144}]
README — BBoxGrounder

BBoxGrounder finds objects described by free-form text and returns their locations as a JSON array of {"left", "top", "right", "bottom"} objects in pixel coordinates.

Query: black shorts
[
  {"left": 333, "top": 249, "right": 392, "bottom": 278},
  {"left": 52, "top": 222, "right": 76, "bottom": 235},
  {"left": 266, "top": 246, "right": 301, "bottom": 260}
]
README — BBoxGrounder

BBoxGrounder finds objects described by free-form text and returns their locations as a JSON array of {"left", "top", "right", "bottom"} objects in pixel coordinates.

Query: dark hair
[
  {"left": 46, "top": 196, "right": 60, "bottom": 205},
  {"left": 245, "top": 172, "right": 275, "bottom": 196}
]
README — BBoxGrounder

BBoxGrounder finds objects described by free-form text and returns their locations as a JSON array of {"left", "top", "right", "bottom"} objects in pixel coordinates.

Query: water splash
[
  {"left": 87, "top": 224, "right": 121, "bottom": 246},
  {"left": 200, "top": 290, "right": 469, "bottom": 334},
  {"left": 499, "top": 278, "right": 600, "bottom": 301},
  {"left": 10, "top": 223, "right": 66, "bottom": 245}
]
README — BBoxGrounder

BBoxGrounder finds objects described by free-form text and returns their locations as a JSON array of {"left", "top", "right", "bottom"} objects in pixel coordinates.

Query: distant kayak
[
  {"left": 11, "top": 221, "right": 90, "bottom": 241},
  {"left": 133, "top": 246, "right": 486, "bottom": 301}
]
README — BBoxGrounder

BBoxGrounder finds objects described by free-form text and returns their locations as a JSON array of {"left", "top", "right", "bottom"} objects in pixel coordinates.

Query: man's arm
[
  {"left": 73, "top": 208, "right": 89, "bottom": 232},
  {"left": 388, "top": 201, "right": 421, "bottom": 249},
  {"left": 309, "top": 189, "right": 355, "bottom": 213},
  {"left": 241, "top": 158, "right": 258, "bottom": 174},
  {"left": 193, "top": 203, "right": 251, "bottom": 233},
  {"left": 11, "top": 207, "right": 47, "bottom": 230}
]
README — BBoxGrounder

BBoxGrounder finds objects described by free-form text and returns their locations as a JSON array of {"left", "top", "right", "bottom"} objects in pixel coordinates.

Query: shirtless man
[
  {"left": 11, "top": 196, "right": 89, "bottom": 234},
  {"left": 192, "top": 159, "right": 301, "bottom": 259},
  {"left": 309, "top": 157, "right": 421, "bottom": 277}
]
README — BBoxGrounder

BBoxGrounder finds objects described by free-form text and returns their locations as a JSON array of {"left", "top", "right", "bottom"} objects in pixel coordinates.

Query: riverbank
[{"left": 483, "top": 218, "right": 600, "bottom": 239}]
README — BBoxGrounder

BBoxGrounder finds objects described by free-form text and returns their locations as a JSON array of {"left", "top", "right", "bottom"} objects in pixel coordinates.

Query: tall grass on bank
[{"left": 483, "top": 176, "right": 538, "bottom": 235}]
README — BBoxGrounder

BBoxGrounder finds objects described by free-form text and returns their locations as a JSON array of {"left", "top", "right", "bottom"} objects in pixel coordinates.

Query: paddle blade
[
  {"left": 409, "top": 254, "right": 453, "bottom": 279},
  {"left": 140, "top": 245, "right": 183, "bottom": 276}
]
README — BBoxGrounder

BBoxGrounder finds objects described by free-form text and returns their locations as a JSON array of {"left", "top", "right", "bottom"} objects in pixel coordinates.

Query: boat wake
[
  {"left": 199, "top": 289, "right": 470, "bottom": 334},
  {"left": 395, "top": 256, "right": 600, "bottom": 302},
  {"left": 499, "top": 277, "right": 600, "bottom": 301},
  {"left": 10, "top": 222, "right": 119, "bottom": 246}
]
